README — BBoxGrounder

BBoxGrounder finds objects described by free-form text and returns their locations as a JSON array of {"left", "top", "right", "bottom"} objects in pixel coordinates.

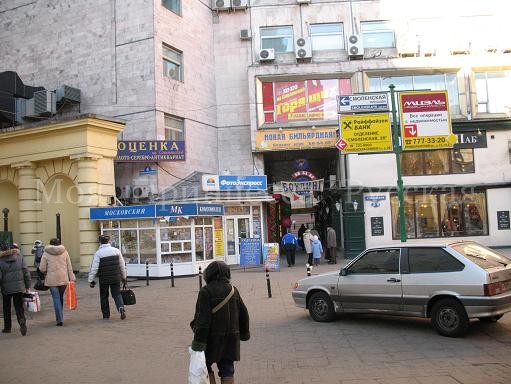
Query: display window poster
[
  {"left": 261, "top": 79, "right": 352, "bottom": 124},
  {"left": 263, "top": 243, "right": 280, "bottom": 271}
]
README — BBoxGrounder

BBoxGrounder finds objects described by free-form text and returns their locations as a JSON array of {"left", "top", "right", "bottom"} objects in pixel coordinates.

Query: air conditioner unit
[
  {"left": 297, "top": 0, "right": 311, "bottom": 4},
  {"left": 347, "top": 34, "right": 364, "bottom": 58},
  {"left": 231, "top": 0, "right": 248, "bottom": 9},
  {"left": 258, "top": 48, "right": 275, "bottom": 62},
  {"left": 115, "top": 185, "right": 132, "bottom": 199},
  {"left": 132, "top": 185, "right": 150, "bottom": 199},
  {"left": 24, "top": 90, "right": 56, "bottom": 117},
  {"left": 240, "top": 29, "right": 251, "bottom": 40},
  {"left": 295, "top": 37, "right": 312, "bottom": 60},
  {"left": 56, "top": 85, "right": 81, "bottom": 104},
  {"left": 212, "top": 0, "right": 230, "bottom": 11}
]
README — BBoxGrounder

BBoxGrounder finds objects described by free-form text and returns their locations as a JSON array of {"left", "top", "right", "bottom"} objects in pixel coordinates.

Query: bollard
[
  {"left": 266, "top": 267, "right": 272, "bottom": 298},
  {"left": 146, "top": 260, "right": 149, "bottom": 286},
  {"left": 306, "top": 264, "right": 311, "bottom": 277},
  {"left": 198, "top": 266, "right": 203, "bottom": 289},
  {"left": 170, "top": 262, "right": 175, "bottom": 288}
]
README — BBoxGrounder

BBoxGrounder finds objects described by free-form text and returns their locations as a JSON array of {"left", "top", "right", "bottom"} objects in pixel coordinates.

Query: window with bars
[
  {"left": 164, "top": 114, "right": 185, "bottom": 141},
  {"left": 162, "top": 0, "right": 181, "bottom": 15},
  {"left": 163, "top": 44, "right": 183, "bottom": 81},
  {"left": 260, "top": 26, "right": 294, "bottom": 53},
  {"left": 310, "top": 23, "right": 344, "bottom": 50},
  {"left": 361, "top": 21, "right": 395, "bottom": 48}
]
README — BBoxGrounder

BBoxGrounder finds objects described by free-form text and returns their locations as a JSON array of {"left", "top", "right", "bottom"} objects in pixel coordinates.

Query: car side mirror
[{"left": 340, "top": 268, "right": 348, "bottom": 276}]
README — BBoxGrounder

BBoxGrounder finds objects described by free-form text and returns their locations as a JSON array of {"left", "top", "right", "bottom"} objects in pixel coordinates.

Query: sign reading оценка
[{"left": 116, "top": 140, "right": 185, "bottom": 162}]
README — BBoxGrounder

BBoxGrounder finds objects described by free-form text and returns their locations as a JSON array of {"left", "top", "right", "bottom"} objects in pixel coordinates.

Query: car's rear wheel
[
  {"left": 308, "top": 291, "right": 335, "bottom": 322},
  {"left": 431, "top": 298, "right": 469, "bottom": 337},
  {"left": 479, "top": 314, "right": 503, "bottom": 323}
]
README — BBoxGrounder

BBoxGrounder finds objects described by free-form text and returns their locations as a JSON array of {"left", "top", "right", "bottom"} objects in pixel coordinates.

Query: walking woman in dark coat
[
  {"left": 0, "top": 241, "right": 31, "bottom": 335},
  {"left": 190, "top": 261, "right": 250, "bottom": 384}
]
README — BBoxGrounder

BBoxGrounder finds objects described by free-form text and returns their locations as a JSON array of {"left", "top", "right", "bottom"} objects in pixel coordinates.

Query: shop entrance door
[{"left": 225, "top": 217, "right": 250, "bottom": 265}]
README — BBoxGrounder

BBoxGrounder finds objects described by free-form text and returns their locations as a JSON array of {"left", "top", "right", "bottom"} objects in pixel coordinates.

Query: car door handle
[{"left": 387, "top": 278, "right": 401, "bottom": 283}]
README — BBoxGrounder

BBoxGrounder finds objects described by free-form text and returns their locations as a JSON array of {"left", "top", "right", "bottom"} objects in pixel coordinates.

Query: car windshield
[{"left": 451, "top": 243, "right": 509, "bottom": 269}]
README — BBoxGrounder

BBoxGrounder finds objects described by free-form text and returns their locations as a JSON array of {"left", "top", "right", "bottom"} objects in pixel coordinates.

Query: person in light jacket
[
  {"left": 88, "top": 234, "right": 127, "bottom": 320},
  {"left": 190, "top": 261, "right": 250, "bottom": 384},
  {"left": 303, "top": 229, "right": 313, "bottom": 265},
  {"left": 39, "top": 238, "right": 75, "bottom": 326},
  {"left": 0, "top": 241, "right": 31, "bottom": 335},
  {"left": 326, "top": 226, "right": 337, "bottom": 264},
  {"left": 311, "top": 235, "right": 323, "bottom": 266}
]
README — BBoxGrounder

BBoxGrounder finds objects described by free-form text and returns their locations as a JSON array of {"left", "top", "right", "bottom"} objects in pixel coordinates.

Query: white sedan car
[{"left": 292, "top": 241, "right": 511, "bottom": 337}]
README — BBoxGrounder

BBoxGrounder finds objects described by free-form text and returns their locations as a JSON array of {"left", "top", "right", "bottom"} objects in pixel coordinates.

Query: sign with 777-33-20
[{"left": 399, "top": 90, "right": 457, "bottom": 151}]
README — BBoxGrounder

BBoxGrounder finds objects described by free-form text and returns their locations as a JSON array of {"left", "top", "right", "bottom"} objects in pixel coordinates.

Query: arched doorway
[
  {"left": 40, "top": 175, "right": 80, "bottom": 269},
  {"left": 0, "top": 181, "right": 20, "bottom": 243}
]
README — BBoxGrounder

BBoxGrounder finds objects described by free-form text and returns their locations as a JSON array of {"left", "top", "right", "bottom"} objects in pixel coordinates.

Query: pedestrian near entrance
[
  {"left": 32, "top": 240, "right": 45, "bottom": 280},
  {"left": 303, "top": 229, "right": 313, "bottom": 265},
  {"left": 39, "top": 238, "right": 75, "bottom": 326},
  {"left": 297, "top": 224, "right": 306, "bottom": 251},
  {"left": 88, "top": 235, "right": 127, "bottom": 320},
  {"left": 311, "top": 235, "right": 323, "bottom": 266},
  {"left": 0, "top": 241, "right": 30, "bottom": 335},
  {"left": 190, "top": 261, "right": 250, "bottom": 384},
  {"left": 281, "top": 230, "right": 298, "bottom": 267},
  {"left": 327, "top": 226, "right": 337, "bottom": 264}
]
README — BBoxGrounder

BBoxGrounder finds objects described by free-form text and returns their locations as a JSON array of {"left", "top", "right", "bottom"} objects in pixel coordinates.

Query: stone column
[
  {"left": 71, "top": 154, "right": 102, "bottom": 273},
  {"left": 12, "top": 162, "right": 40, "bottom": 263}
]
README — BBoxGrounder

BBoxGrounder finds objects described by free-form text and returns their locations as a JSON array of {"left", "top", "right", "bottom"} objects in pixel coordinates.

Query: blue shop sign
[
  {"left": 156, "top": 203, "right": 225, "bottom": 217},
  {"left": 116, "top": 140, "right": 185, "bottom": 162},
  {"left": 219, "top": 175, "right": 267, "bottom": 190},
  {"left": 197, "top": 204, "right": 224, "bottom": 216},
  {"left": 364, "top": 195, "right": 386, "bottom": 208},
  {"left": 90, "top": 205, "right": 156, "bottom": 220}
]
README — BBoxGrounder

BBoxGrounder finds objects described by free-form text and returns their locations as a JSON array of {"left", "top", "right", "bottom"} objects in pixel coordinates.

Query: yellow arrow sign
[{"left": 338, "top": 113, "right": 392, "bottom": 153}]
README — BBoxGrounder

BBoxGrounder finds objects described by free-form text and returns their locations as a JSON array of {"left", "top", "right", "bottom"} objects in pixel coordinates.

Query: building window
[
  {"left": 390, "top": 191, "right": 488, "bottom": 239},
  {"left": 369, "top": 73, "right": 460, "bottom": 115},
  {"left": 162, "top": 0, "right": 181, "bottom": 15},
  {"left": 260, "top": 78, "right": 352, "bottom": 124},
  {"left": 475, "top": 71, "right": 511, "bottom": 114},
  {"left": 164, "top": 114, "right": 185, "bottom": 141},
  {"left": 163, "top": 44, "right": 183, "bottom": 81},
  {"left": 260, "top": 26, "right": 294, "bottom": 53},
  {"left": 361, "top": 21, "right": 395, "bottom": 48},
  {"left": 310, "top": 23, "right": 344, "bottom": 50},
  {"left": 401, "top": 149, "right": 474, "bottom": 176}
]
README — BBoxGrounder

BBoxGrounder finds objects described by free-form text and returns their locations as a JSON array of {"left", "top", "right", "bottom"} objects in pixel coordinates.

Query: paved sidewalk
[{"left": 1, "top": 251, "right": 511, "bottom": 384}]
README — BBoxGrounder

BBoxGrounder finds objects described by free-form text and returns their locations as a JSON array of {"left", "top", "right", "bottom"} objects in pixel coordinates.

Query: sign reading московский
[{"left": 116, "top": 140, "right": 185, "bottom": 162}]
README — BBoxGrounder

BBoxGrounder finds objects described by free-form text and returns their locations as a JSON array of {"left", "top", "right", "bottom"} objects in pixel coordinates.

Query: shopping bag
[
  {"left": 65, "top": 281, "right": 77, "bottom": 310},
  {"left": 188, "top": 347, "right": 209, "bottom": 384},
  {"left": 23, "top": 292, "right": 41, "bottom": 312},
  {"left": 121, "top": 282, "right": 136, "bottom": 305}
]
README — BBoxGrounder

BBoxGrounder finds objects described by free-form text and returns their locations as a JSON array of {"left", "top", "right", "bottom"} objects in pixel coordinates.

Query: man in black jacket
[
  {"left": 190, "top": 261, "right": 250, "bottom": 384},
  {"left": 88, "top": 235, "right": 127, "bottom": 320}
]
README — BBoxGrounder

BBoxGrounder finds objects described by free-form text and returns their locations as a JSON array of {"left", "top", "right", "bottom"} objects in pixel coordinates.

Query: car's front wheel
[
  {"left": 308, "top": 291, "right": 335, "bottom": 322},
  {"left": 479, "top": 314, "right": 503, "bottom": 323},
  {"left": 431, "top": 298, "right": 469, "bottom": 337}
]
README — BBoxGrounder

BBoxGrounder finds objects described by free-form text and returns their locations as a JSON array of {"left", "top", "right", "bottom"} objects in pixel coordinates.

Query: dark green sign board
[
  {"left": 497, "top": 211, "right": 510, "bottom": 230},
  {"left": 370, "top": 217, "right": 384, "bottom": 236}
]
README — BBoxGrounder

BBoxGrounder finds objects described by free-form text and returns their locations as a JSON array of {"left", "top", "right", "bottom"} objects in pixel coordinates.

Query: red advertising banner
[
  {"left": 266, "top": 79, "right": 352, "bottom": 124},
  {"left": 275, "top": 81, "right": 306, "bottom": 123}
]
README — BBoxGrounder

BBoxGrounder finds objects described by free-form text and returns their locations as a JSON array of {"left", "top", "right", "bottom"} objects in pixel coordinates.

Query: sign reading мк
[{"left": 90, "top": 203, "right": 224, "bottom": 220}]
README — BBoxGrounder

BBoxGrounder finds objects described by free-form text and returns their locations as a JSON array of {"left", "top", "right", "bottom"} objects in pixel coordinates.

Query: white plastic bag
[
  {"left": 23, "top": 291, "right": 41, "bottom": 312},
  {"left": 188, "top": 346, "right": 209, "bottom": 384}
]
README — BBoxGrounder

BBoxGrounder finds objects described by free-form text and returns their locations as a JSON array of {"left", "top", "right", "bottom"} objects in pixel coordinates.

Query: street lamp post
[
  {"left": 389, "top": 84, "right": 407, "bottom": 242},
  {"left": 2, "top": 208, "right": 9, "bottom": 232}
]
